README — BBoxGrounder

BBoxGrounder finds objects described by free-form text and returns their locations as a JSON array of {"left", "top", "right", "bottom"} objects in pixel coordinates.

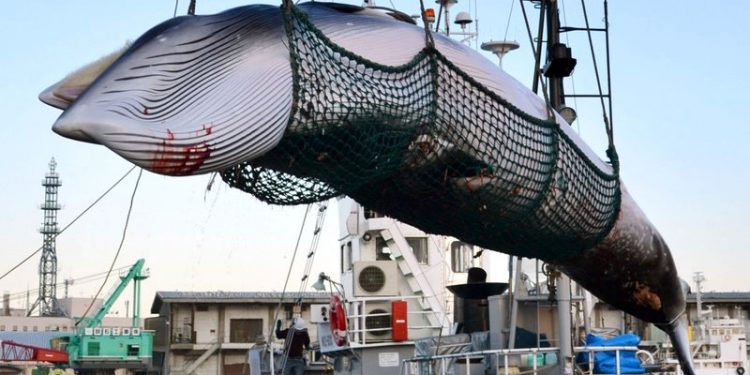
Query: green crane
[{"left": 56, "top": 258, "right": 153, "bottom": 373}]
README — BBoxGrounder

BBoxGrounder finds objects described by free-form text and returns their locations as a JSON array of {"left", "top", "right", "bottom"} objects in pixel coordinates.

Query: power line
[
  {"left": 0, "top": 166, "right": 138, "bottom": 282},
  {"left": 3, "top": 264, "right": 136, "bottom": 302}
]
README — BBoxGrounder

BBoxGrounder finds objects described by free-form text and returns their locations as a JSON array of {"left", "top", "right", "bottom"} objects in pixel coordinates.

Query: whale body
[{"left": 41, "top": 3, "right": 694, "bottom": 373}]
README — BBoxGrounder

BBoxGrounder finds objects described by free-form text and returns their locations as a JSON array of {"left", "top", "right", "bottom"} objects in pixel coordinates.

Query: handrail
[{"left": 401, "top": 345, "right": 640, "bottom": 375}]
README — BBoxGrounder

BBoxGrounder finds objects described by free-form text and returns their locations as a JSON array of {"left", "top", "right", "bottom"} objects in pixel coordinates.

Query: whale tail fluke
[{"left": 658, "top": 316, "right": 696, "bottom": 375}]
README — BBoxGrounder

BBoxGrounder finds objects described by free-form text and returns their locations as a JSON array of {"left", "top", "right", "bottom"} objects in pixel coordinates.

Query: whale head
[{"left": 44, "top": 5, "right": 292, "bottom": 175}]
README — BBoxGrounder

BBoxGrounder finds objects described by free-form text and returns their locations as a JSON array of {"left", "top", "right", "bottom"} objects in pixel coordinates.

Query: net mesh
[{"left": 220, "top": 6, "right": 621, "bottom": 262}]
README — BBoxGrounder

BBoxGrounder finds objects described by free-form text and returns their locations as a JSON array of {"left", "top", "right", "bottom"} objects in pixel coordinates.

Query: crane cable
[{"left": 76, "top": 168, "right": 143, "bottom": 326}]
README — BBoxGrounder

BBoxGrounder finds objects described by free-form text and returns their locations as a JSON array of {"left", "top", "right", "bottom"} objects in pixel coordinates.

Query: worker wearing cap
[{"left": 275, "top": 317, "right": 311, "bottom": 375}]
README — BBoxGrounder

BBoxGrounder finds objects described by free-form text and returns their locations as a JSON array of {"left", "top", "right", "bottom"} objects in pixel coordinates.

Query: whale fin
[{"left": 39, "top": 42, "right": 130, "bottom": 109}]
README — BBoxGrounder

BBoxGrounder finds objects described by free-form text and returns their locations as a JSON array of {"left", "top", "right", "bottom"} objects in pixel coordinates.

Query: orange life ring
[{"left": 329, "top": 295, "right": 348, "bottom": 346}]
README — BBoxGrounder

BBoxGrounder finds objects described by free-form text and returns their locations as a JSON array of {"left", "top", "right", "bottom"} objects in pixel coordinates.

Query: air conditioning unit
[
  {"left": 362, "top": 302, "right": 392, "bottom": 342},
  {"left": 353, "top": 261, "right": 398, "bottom": 297}
]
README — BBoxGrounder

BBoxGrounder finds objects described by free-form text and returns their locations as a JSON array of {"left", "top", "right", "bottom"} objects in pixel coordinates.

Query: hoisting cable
[
  {"left": 580, "top": 0, "right": 617, "bottom": 166},
  {"left": 0, "top": 166, "right": 138, "bottom": 282},
  {"left": 518, "top": 0, "right": 554, "bottom": 120},
  {"left": 187, "top": 0, "right": 196, "bottom": 16},
  {"left": 418, "top": 0, "right": 436, "bottom": 48},
  {"left": 76, "top": 168, "right": 143, "bottom": 326}
]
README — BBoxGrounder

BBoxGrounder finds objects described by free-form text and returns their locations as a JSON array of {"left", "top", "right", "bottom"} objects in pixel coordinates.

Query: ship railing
[
  {"left": 345, "top": 295, "right": 445, "bottom": 346},
  {"left": 573, "top": 345, "right": 641, "bottom": 375},
  {"left": 400, "top": 345, "right": 641, "bottom": 375}
]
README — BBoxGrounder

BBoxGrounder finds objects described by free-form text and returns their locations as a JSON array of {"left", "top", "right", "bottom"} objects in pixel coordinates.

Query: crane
[{"left": 56, "top": 259, "right": 153, "bottom": 372}]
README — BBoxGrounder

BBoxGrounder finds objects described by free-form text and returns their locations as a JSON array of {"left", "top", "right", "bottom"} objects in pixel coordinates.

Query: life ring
[
  {"left": 736, "top": 367, "right": 745, "bottom": 375},
  {"left": 329, "top": 295, "right": 348, "bottom": 346}
]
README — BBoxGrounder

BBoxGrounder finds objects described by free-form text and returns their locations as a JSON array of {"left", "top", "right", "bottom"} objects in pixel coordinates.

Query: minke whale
[{"left": 41, "top": 3, "right": 695, "bottom": 373}]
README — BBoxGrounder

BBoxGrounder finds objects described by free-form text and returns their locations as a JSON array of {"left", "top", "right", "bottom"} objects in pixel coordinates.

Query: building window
[
  {"left": 407, "top": 237, "right": 429, "bottom": 265},
  {"left": 451, "top": 241, "right": 474, "bottom": 273},
  {"left": 33, "top": 326, "right": 38, "bottom": 332},
  {"left": 375, "top": 236, "right": 394, "bottom": 261},
  {"left": 196, "top": 304, "right": 209, "bottom": 312},
  {"left": 230, "top": 319, "right": 263, "bottom": 343},
  {"left": 0, "top": 325, "right": 5, "bottom": 331},
  {"left": 12, "top": 325, "right": 17, "bottom": 332}
]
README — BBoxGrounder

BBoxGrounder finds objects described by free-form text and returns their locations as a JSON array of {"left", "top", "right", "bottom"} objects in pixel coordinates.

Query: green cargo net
[{"left": 221, "top": 6, "right": 621, "bottom": 262}]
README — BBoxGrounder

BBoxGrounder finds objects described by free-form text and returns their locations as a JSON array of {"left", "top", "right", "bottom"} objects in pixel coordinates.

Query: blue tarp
[{"left": 577, "top": 334, "right": 644, "bottom": 374}]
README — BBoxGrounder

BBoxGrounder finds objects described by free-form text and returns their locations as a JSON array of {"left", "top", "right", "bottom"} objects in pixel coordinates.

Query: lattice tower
[{"left": 31, "top": 158, "right": 64, "bottom": 316}]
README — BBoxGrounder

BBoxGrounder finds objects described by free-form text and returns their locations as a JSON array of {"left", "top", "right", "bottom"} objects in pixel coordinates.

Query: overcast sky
[{"left": 1, "top": 1, "right": 747, "bottom": 318}]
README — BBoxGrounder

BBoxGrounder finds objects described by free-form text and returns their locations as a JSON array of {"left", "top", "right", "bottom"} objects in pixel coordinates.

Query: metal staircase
[{"left": 365, "top": 218, "right": 447, "bottom": 331}]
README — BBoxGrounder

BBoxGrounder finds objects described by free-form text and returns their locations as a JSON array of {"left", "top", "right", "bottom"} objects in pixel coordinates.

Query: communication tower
[{"left": 28, "top": 158, "right": 65, "bottom": 316}]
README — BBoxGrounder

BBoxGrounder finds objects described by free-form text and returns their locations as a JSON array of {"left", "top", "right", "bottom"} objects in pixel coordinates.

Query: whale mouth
[{"left": 51, "top": 116, "right": 98, "bottom": 144}]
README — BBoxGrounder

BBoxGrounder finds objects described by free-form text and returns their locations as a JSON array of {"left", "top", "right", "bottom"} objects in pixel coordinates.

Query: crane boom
[{"left": 79, "top": 258, "right": 147, "bottom": 329}]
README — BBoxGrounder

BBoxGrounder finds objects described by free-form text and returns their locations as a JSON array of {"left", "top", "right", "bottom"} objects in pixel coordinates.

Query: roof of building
[
  {"left": 686, "top": 291, "right": 750, "bottom": 303},
  {"left": 150, "top": 291, "right": 332, "bottom": 314},
  {"left": 0, "top": 331, "right": 68, "bottom": 349}
]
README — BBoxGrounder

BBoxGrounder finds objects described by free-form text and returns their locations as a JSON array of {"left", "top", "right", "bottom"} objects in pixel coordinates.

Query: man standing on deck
[{"left": 275, "top": 316, "right": 311, "bottom": 375}]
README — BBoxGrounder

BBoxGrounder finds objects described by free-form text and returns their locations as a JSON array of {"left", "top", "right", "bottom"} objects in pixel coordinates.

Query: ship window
[
  {"left": 450, "top": 242, "right": 474, "bottom": 273},
  {"left": 230, "top": 319, "right": 263, "bottom": 343},
  {"left": 341, "top": 242, "right": 353, "bottom": 273},
  {"left": 363, "top": 208, "right": 383, "bottom": 219},
  {"left": 127, "top": 344, "right": 140, "bottom": 357},
  {"left": 407, "top": 237, "right": 429, "bottom": 265},
  {"left": 375, "top": 237, "right": 394, "bottom": 261}
]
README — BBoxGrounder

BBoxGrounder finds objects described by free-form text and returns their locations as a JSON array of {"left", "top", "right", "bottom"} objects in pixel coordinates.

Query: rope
[
  {"left": 266, "top": 204, "right": 312, "bottom": 372},
  {"left": 502, "top": 0, "right": 516, "bottom": 43},
  {"left": 76, "top": 168, "right": 143, "bottom": 326}
]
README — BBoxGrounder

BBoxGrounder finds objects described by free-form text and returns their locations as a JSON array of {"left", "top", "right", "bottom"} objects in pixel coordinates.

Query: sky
[{"left": 1, "top": 0, "right": 748, "bottom": 319}]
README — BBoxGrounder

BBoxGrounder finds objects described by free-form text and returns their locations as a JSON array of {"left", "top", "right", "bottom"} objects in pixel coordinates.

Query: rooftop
[
  {"left": 150, "top": 291, "right": 331, "bottom": 314},
  {"left": 686, "top": 291, "right": 750, "bottom": 303}
]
